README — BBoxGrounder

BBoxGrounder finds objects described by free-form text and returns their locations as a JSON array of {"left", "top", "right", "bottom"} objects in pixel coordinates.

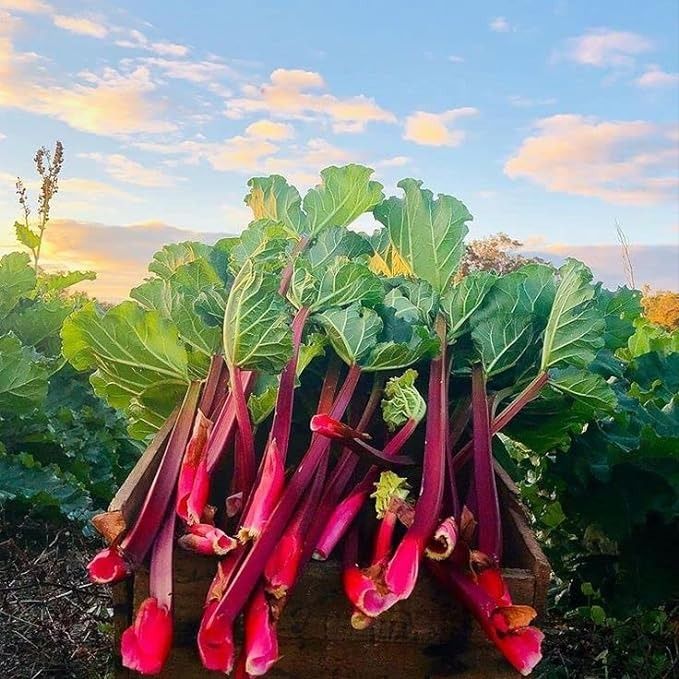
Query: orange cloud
[
  {"left": 78, "top": 152, "right": 183, "bottom": 187},
  {"left": 226, "top": 68, "right": 396, "bottom": 133},
  {"left": 244, "top": 119, "right": 295, "bottom": 141},
  {"left": 403, "top": 108, "right": 478, "bottom": 147},
  {"left": 52, "top": 14, "right": 107, "bottom": 38},
  {"left": 505, "top": 114, "right": 678, "bottom": 205}
]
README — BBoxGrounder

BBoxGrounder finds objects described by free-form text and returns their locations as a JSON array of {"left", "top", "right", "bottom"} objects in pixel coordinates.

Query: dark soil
[{"left": 0, "top": 515, "right": 113, "bottom": 679}]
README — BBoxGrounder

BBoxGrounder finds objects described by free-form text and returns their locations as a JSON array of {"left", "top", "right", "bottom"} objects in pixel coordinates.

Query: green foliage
[{"left": 374, "top": 178, "right": 471, "bottom": 293}]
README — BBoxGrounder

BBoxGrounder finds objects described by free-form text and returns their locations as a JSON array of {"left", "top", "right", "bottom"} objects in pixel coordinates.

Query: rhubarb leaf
[
  {"left": 472, "top": 314, "right": 534, "bottom": 377},
  {"left": 311, "top": 260, "right": 383, "bottom": 312},
  {"left": 315, "top": 304, "right": 382, "bottom": 365},
  {"left": 0, "top": 252, "right": 36, "bottom": 316},
  {"left": 14, "top": 221, "right": 40, "bottom": 250},
  {"left": 0, "top": 334, "right": 49, "bottom": 412},
  {"left": 386, "top": 279, "right": 438, "bottom": 326},
  {"left": 381, "top": 369, "right": 426, "bottom": 430},
  {"left": 306, "top": 227, "right": 373, "bottom": 269},
  {"left": 540, "top": 259, "right": 604, "bottom": 371},
  {"left": 550, "top": 367, "right": 617, "bottom": 413},
  {"left": 229, "top": 220, "right": 293, "bottom": 274},
  {"left": 369, "top": 227, "right": 413, "bottom": 277},
  {"left": 374, "top": 178, "right": 471, "bottom": 293},
  {"left": 223, "top": 260, "right": 292, "bottom": 372},
  {"left": 248, "top": 374, "right": 279, "bottom": 425},
  {"left": 596, "top": 287, "right": 643, "bottom": 351},
  {"left": 362, "top": 325, "right": 439, "bottom": 372},
  {"left": 195, "top": 285, "right": 228, "bottom": 327},
  {"left": 442, "top": 271, "right": 496, "bottom": 341},
  {"left": 61, "top": 301, "right": 189, "bottom": 421},
  {"left": 148, "top": 242, "right": 213, "bottom": 280},
  {"left": 244, "top": 174, "right": 308, "bottom": 237},
  {"left": 303, "top": 165, "right": 384, "bottom": 236},
  {"left": 37, "top": 270, "right": 96, "bottom": 294}
]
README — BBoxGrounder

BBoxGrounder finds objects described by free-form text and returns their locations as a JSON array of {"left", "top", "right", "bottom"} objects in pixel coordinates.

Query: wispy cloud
[
  {"left": 448, "top": 54, "right": 465, "bottom": 63},
  {"left": 636, "top": 65, "right": 679, "bottom": 88},
  {"left": 489, "top": 17, "right": 511, "bottom": 33},
  {"left": 225, "top": 68, "right": 396, "bottom": 133},
  {"left": 78, "top": 152, "right": 183, "bottom": 187},
  {"left": 403, "top": 108, "right": 478, "bottom": 147},
  {"left": 52, "top": 14, "right": 108, "bottom": 38},
  {"left": 561, "top": 28, "right": 653, "bottom": 67},
  {"left": 244, "top": 119, "right": 295, "bottom": 141},
  {"left": 505, "top": 114, "right": 678, "bottom": 205},
  {"left": 114, "top": 28, "right": 189, "bottom": 57}
]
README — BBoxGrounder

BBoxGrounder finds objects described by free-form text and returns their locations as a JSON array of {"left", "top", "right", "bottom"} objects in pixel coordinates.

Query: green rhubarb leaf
[
  {"left": 297, "top": 332, "right": 327, "bottom": 374},
  {"left": 288, "top": 260, "right": 318, "bottom": 310},
  {"left": 597, "top": 287, "right": 643, "bottom": 352},
  {"left": 550, "top": 366, "right": 617, "bottom": 413},
  {"left": 0, "top": 334, "right": 49, "bottom": 413},
  {"left": 361, "top": 325, "right": 439, "bottom": 372},
  {"left": 1, "top": 298, "right": 72, "bottom": 356},
  {"left": 128, "top": 382, "right": 188, "bottom": 440},
  {"left": 247, "top": 373, "right": 279, "bottom": 425},
  {"left": 148, "top": 241, "right": 213, "bottom": 280},
  {"left": 14, "top": 221, "right": 40, "bottom": 251},
  {"left": 374, "top": 178, "right": 470, "bottom": 293},
  {"left": 194, "top": 285, "right": 228, "bottom": 327},
  {"left": 471, "top": 314, "right": 534, "bottom": 377},
  {"left": 385, "top": 279, "right": 438, "bottom": 326},
  {"left": 0, "top": 452, "right": 92, "bottom": 522},
  {"left": 315, "top": 304, "right": 383, "bottom": 366},
  {"left": 61, "top": 301, "right": 189, "bottom": 420},
  {"left": 229, "top": 219, "right": 293, "bottom": 274},
  {"left": 223, "top": 260, "right": 292, "bottom": 372},
  {"left": 209, "top": 237, "right": 238, "bottom": 284},
  {"left": 311, "top": 260, "right": 383, "bottom": 312},
  {"left": 371, "top": 471, "right": 410, "bottom": 518},
  {"left": 0, "top": 252, "right": 36, "bottom": 316},
  {"left": 303, "top": 165, "right": 384, "bottom": 236},
  {"left": 442, "top": 271, "right": 496, "bottom": 341},
  {"left": 306, "top": 227, "right": 374, "bottom": 269},
  {"left": 37, "top": 270, "right": 96, "bottom": 294},
  {"left": 540, "top": 259, "right": 605, "bottom": 371},
  {"left": 381, "top": 369, "right": 426, "bottom": 430},
  {"left": 624, "top": 318, "right": 679, "bottom": 359},
  {"left": 244, "top": 174, "right": 308, "bottom": 237},
  {"left": 170, "top": 257, "right": 222, "bottom": 291}
]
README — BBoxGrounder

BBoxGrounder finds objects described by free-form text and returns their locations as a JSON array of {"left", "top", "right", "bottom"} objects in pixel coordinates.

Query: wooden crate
[{"left": 104, "top": 427, "right": 549, "bottom": 678}]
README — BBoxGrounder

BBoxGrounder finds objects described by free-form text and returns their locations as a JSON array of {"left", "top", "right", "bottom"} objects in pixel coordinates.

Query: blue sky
[{"left": 0, "top": 0, "right": 677, "bottom": 296}]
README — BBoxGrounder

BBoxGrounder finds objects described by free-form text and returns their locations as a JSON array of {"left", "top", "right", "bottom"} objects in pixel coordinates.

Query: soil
[{"left": 0, "top": 515, "right": 113, "bottom": 679}]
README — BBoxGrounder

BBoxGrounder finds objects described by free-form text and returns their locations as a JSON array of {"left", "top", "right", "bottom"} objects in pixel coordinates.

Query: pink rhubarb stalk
[
  {"left": 243, "top": 586, "right": 279, "bottom": 676},
  {"left": 86, "top": 382, "right": 201, "bottom": 582},
  {"left": 201, "top": 364, "right": 362, "bottom": 647},
  {"left": 121, "top": 506, "right": 175, "bottom": 675},
  {"left": 382, "top": 316, "right": 448, "bottom": 602},
  {"left": 471, "top": 364, "right": 502, "bottom": 561},
  {"left": 239, "top": 307, "right": 310, "bottom": 541},
  {"left": 178, "top": 523, "right": 238, "bottom": 556},
  {"left": 430, "top": 562, "right": 543, "bottom": 676},
  {"left": 176, "top": 408, "right": 212, "bottom": 524}
]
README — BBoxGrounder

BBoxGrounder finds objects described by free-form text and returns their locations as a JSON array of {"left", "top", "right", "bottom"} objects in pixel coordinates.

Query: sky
[{"left": 0, "top": 0, "right": 677, "bottom": 298}]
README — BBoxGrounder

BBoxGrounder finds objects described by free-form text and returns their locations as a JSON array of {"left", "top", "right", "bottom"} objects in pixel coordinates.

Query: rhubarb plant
[{"left": 75, "top": 165, "right": 629, "bottom": 677}]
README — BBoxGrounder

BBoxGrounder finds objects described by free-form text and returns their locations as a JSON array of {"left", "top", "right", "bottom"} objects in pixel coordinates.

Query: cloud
[
  {"left": 137, "top": 56, "right": 236, "bottom": 84},
  {"left": 636, "top": 65, "right": 679, "bottom": 88},
  {"left": 0, "top": 26, "right": 176, "bottom": 136},
  {"left": 30, "top": 219, "right": 228, "bottom": 300},
  {"left": 78, "top": 152, "right": 183, "bottom": 187},
  {"left": 562, "top": 28, "right": 653, "bottom": 67},
  {"left": 375, "top": 156, "right": 411, "bottom": 168},
  {"left": 505, "top": 114, "right": 678, "bottom": 205},
  {"left": 525, "top": 243, "right": 679, "bottom": 291},
  {"left": 52, "top": 14, "right": 108, "bottom": 38},
  {"left": 0, "top": 132, "right": 5, "bottom": 140},
  {"left": 115, "top": 28, "right": 189, "bottom": 57},
  {"left": 0, "top": 0, "right": 51, "bottom": 13},
  {"left": 403, "top": 108, "right": 478, "bottom": 146},
  {"left": 448, "top": 55, "right": 465, "bottom": 63},
  {"left": 244, "top": 119, "right": 295, "bottom": 140},
  {"left": 225, "top": 68, "right": 396, "bottom": 133},
  {"left": 489, "top": 17, "right": 511, "bottom": 33}
]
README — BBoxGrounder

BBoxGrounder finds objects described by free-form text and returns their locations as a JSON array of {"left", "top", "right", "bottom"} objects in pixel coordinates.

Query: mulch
[{"left": 0, "top": 515, "right": 113, "bottom": 679}]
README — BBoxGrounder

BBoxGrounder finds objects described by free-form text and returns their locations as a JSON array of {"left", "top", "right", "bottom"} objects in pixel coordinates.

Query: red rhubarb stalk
[{"left": 121, "top": 506, "right": 175, "bottom": 675}]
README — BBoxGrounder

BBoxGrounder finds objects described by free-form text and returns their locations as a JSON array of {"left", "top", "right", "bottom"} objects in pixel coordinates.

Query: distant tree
[
  {"left": 642, "top": 287, "right": 679, "bottom": 330},
  {"left": 458, "top": 232, "right": 547, "bottom": 277}
]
